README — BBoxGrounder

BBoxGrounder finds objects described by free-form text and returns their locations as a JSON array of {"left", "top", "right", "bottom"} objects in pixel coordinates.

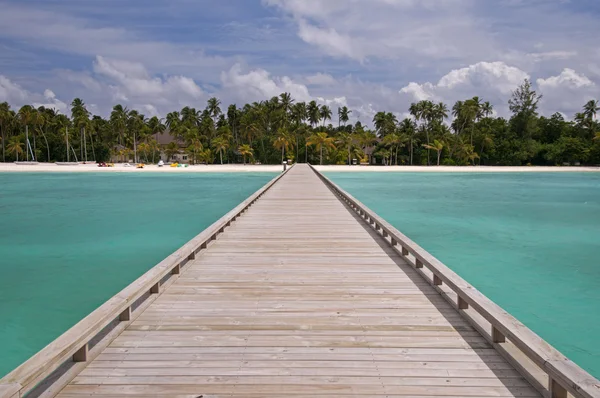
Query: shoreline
[
  {"left": 0, "top": 162, "right": 599, "bottom": 173},
  {"left": 0, "top": 163, "right": 284, "bottom": 173}
]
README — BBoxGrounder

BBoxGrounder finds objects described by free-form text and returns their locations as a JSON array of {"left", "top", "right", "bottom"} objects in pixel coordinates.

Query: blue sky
[{"left": 1, "top": 0, "right": 599, "bottom": 124}]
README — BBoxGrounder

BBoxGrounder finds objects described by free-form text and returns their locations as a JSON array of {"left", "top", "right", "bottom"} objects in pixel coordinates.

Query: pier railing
[
  {"left": 0, "top": 166, "right": 291, "bottom": 398},
  {"left": 310, "top": 164, "right": 600, "bottom": 398}
]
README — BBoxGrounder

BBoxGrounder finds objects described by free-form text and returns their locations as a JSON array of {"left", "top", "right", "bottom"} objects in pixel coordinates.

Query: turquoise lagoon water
[
  {"left": 326, "top": 172, "right": 600, "bottom": 379},
  {"left": 0, "top": 172, "right": 275, "bottom": 377}
]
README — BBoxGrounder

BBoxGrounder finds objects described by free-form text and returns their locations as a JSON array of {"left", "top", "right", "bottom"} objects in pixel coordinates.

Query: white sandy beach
[
  {"left": 0, "top": 163, "right": 285, "bottom": 173},
  {"left": 0, "top": 162, "right": 598, "bottom": 173}
]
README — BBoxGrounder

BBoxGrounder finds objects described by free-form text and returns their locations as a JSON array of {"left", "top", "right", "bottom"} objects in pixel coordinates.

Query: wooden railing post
[
  {"left": 172, "top": 264, "right": 181, "bottom": 275},
  {"left": 150, "top": 282, "right": 160, "bottom": 294},
  {"left": 415, "top": 259, "right": 423, "bottom": 269},
  {"left": 433, "top": 275, "right": 442, "bottom": 286},
  {"left": 458, "top": 296, "right": 469, "bottom": 310},
  {"left": 73, "top": 344, "right": 88, "bottom": 362},
  {"left": 492, "top": 326, "right": 506, "bottom": 343},
  {"left": 119, "top": 306, "right": 131, "bottom": 322},
  {"left": 549, "top": 379, "right": 568, "bottom": 398},
  {"left": 401, "top": 247, "right": 409, "bottom": 256}
]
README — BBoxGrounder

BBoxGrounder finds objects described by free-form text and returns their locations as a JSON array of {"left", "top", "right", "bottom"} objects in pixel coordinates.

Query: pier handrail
[
  {"left": 0, "top": 166, "right": 292, "bottom": 398},
  {"left": 310, "top": 164, "right": 600, "bottom": 398}
]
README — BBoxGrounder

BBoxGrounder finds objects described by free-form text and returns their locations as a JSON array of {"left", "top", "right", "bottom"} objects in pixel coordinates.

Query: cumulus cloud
[
  {"left": 0, "top": 76, "right": 68, "bottom": 114},
  {"left": 32, "top": 90, "right": 69, "bottom": 114},
  {"left": 93, "top": 56, "right": 204, "bottom": 103},
  {"left": 537, "top": 68, "right": 594, "bottom": 89},
  {"left": 220, "top": 63, "right": 312, "bottom": 103},
  {"left": 0, "top": 75, "right": 28, "bottom": 103},
  {"left": 536, "top": 69, "right": 596, "bottom": 116},
  {"left": 399, "top": 61, "right": 529, "bottom": 113}
]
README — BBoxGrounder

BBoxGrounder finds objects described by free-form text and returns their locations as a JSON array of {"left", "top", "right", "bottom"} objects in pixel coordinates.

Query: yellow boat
[
  {"left": 136, "top": 163, "right": 145, "bottom": 169},
  {"left": 170, "top": 162, "right": 178, "bottom": 168}
]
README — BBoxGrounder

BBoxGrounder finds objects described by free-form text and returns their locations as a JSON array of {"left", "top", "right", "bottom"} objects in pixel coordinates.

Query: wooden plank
[{"left": 28, "top": 164, "right": 551, "bottom": 398}]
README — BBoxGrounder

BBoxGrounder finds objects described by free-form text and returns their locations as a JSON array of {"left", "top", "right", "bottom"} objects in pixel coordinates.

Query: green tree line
[{"left": 0, "top": 79, "right": 599, "bottom": 165}]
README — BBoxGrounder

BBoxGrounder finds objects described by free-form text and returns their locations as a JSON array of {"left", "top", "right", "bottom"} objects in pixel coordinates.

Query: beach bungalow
[{"left": 156, "top": 134, "right": 189, "bottom": 164}]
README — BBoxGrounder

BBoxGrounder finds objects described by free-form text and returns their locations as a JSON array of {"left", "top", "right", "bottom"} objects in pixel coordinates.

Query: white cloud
[
  {"left": 536, "top": 68, "right": 595, "bottom": 89},
  {"left": 305, "top": 73, "right": 337, "bottom": 86},
  {"left": 536, "top": 69, "right": 596, "bottom": 117},
  {"left": 92, "top": 56, "right": 204, "bottom": 105},
  {"left": 32, "top": 89, "right": 68, "bottom": 114},
  {"left": 400, "top": 61, "right": 529, "bottom": 110},
  {"left": 0, "top": 75, "right": 28, "bottom": 102},
  {"left": 0, "top": 76, "right": 68, "bottom": 114},
  {"left": 220, "top": 63, "right": 312, "bottom": 103},
  {"left": 0, "top": 2, "right": 232, "bottom": 80},
  {"left": 297, "top": 20, "right": 360, "bottom": 60}
]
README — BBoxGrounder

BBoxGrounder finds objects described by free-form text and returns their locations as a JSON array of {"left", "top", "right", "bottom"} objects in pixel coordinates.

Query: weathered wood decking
[{"left": 55, "top": 164, "right": 540, "bottom": 397}]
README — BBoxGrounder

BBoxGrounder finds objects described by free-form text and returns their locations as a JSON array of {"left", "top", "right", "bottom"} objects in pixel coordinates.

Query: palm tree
[
  {"left": 338, "top": 106, "right": 351, "bottom": 129},
  {"left": 187, "top": 139, "right": 203, "bottom": 164},
  {"left": 336, "top": 131, "right": 355, "bottom": 165},
  {"left": 148, "top": 116, "right": 166, "bottom": 141},
  {"left": 71, "top": 98, "right": 91, "bottom": 161},
  {"left": 291, "top": 102, "right": 308, "bottom": 160},
  {"left": 7, "top": 135, "right": 24, "bottom": 161},
  {"left": 373, "top": 112, "right": 398, "bottom": 137},
  {"left": 307, "top": 132, "right": 336, "bottom": 165},
  {"left": 137, "top": 142, "right": 150, "bottom": 163},
  {"left": 583, "top": 100, "right": 600, "bottom": 120},
  {"left": 307, "top": 101, "right": 320, "bottom": 127},
  {"left": 147, "top": 138, "right": 160, "bottom": 164},
  {"left": 383, "top": 133, "right": 406, "bottom": 165},
  {"left": 481, "top": 101, "right": 494, "bottom": 118},
  {"left": 238, "top": 144, "right": 253, "bottom": 165},
  {"left": 207, "top": 97, "right": 222, "bottom": 130},
  {"left": 279, "top": 92, "right": 294, "bottom": 125},
  {"left": 0, "top": 102, "right": 12, "bottom": 162},
  {"left": 165, "top": 141, "right": 180, "bottom": 161},
  {"left": 18, "top": 105, "right": 37, "bottom": 161},
  {"left": 423, "top": 139, "right": 444, "bottom": 166},
  {"left": 319, "top": 105, "right": 332, "bottom": 127},
  {"left": 212, "top": 136, "right": 230, "bottom": 165},
  {"left": 110, "top": 104, "right": 129, "bottom": 147},
  {"left": 398, "top": 118, "right": 416, "bottom": 165},
  {"left": 34, "top": 110, "right": 51, "bottom": 162},
  {"left": 410, "top": 101, "right": 434, "bottom": 165},
  {"left": 273, "top": 128, "right": 292, "bottom": 164}
]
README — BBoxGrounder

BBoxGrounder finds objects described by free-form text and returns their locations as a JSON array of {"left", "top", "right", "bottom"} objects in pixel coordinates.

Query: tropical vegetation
[{"left": 0, "top": 79, "right": 599, "bottom": 166}]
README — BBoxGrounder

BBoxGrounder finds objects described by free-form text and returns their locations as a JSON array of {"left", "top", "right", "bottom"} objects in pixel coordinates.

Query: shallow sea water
[
  {"left": 326, "top": 171, "right": 600, "bottom": 378},
  {"left": 0, "top": 172, "right": 275, "bottom": 377}
]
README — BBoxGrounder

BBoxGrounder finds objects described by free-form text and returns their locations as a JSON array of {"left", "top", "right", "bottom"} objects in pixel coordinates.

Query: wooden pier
[{"left": 1, "top": 164, "right": 599, "bottom": 397}]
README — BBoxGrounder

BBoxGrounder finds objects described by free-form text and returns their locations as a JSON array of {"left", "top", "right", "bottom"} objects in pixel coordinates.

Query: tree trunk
[
  {"left": 320, "top": 146, "right": 323, "bottom": 165},
  {"left": 437, "top": 150, "right": 441, "bottom": 166},
  {"left": 305, "top": 143, "right": 308, "bottom": 163},
  {"left": 26, "top": 125, "right": 29, "bottom": 161},
  {"left": 281, "top": 145, "right": 284, "bottom": 164},
  {"left": 410, "top": 139, "right": 413, "bottom": 165},
  {"left": 39, "top": 128, "right": 50, "bottom": 162},
  {"left": 220, "top": 150, "right": 223, "bottom": 165},
  {"left": 1, "top": 127, "right": 5, "bottom": 162},
  {"left": 425, "top": 126, "right": 430, "bottom": 165},
  {"left": 348, "top": 145, "right": 351, "bottom": 166}
]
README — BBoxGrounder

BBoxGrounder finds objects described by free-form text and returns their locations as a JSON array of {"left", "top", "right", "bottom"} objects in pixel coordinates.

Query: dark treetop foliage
[{"left": 0, "top": 80, "right": 599, "bottom": 166}]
